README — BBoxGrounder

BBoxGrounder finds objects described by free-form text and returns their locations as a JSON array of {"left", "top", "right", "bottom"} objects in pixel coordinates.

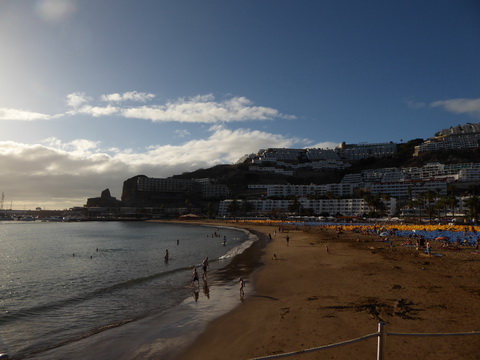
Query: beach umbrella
[
  {"left": 379, "top": 232, "right": 388, "bottom": 237},
  {"left": 435, "top": 236, "right": 449, "bottom": 241}
]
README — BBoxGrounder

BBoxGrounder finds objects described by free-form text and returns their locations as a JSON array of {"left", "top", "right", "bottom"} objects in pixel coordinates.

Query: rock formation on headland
[{"left": 86, "top": 188, "right": 122, "bottom": 207}]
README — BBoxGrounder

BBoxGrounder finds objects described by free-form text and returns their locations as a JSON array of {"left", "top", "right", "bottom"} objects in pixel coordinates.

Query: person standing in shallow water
[
  {"left": 192, "top": 267, "right": 199, "bottom": 286},
  {"left": 164, "top": 249, "right": 169, "bottom": 262},
  {"left": 202, "top": 257, "right": 209, "bottom": 280}
]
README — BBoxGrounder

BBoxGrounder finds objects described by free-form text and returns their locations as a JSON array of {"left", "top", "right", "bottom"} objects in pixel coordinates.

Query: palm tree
[
  {"left": 405, "top": 198, "right": 417, "bottom": 222},
  {"left": 241, "top": 200, "right": 254, "bottom": 216},
  {"left": 424, "top": 190, "right": 438, "bottom": 223},
  {"left": 288, "top": 196, "right": 302, "bottom": 215},
  {"left": 435, "top": 196, "right": 448, "bottom": 220},
  {"left": 227, "top": 199, "right": 240, "bottom": 218},
  {"left": 206, "top": 202, "right": 215, "bottom": 218},
  {"left": 465, "top": 196, "right": 480, "bottom": 224},
  {"left": 362, "top": 193, "right": 376, "bottom": 217},
  {"left": 363, "top": 193, "right": 386, "bottom": 217},
  {"left": 416, "top": 192, "right": 426, "bottom": 222},
  {"left": 446, "top": 195, "right": 458, "bottom": 220}
]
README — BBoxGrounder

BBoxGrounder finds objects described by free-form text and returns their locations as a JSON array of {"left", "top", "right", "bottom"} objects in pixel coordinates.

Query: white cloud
[
  {"left": 66, "top": 92, "right": 90, "bottom": 108},
  {"left": 431, "top": 98, "right": 480, "bottom": 116},
  {"left": 72, "top": 104, "right": 119, "bottom": 117},
  {"left": 4, "top": 92, "right": 295, "bottom": 124},
  {"left": 139, "top": 125, "right": 302, "bottom": 166},
  {"left": 308, "top": 142, "right": 340, "bottom": 149},
  {"left": 0, "top": 108, "right": 51, "bottom": 121},
  {"left": 0, "top": 126, "right": 304, "bottom": 209},
  {"left": 100, "top": 91, "right": 156, "bottom": 103},
  {"left": 0, "top": 91, "right": 303, "bottom": 209},
  {"left": 122, "top": 94, "right": 296, "bottom": 123},
  {"left": 174, "top": 129, "right": 191, "bottom": 138},
  {"left": 65, "top": 93, "right": 119, "bottom": 116},
  {"left": 42, "top": 137, "right": 100, "bottom": 155}
]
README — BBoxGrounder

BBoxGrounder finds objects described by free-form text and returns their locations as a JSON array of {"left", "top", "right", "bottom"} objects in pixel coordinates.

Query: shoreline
[{"left": 174, "top": 220, "right": 480, "bottom": 360}]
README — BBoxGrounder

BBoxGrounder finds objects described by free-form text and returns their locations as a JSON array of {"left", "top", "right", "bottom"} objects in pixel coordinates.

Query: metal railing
[
  {"left": 247, "top": 322, "right": 480, "bottom": 360},
  {"left": 3, "top": 323, "right": 478, "bottom": 360}
]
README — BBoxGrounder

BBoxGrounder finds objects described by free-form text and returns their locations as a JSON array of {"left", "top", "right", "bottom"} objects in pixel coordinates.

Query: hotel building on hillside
[
  {"left": 218, "top": 197, "right": 397, "bottom": 217},
  {"left": 248, "top": 183, "right": 353, "bottom": 198}
]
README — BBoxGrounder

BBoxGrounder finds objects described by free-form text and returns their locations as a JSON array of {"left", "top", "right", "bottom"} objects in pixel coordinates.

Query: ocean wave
[
  {"left": 0, "top": 266, "right": 195, "bottom": 326},
  {"left": 219, "top": 232, "right": 258, "bottom": 260}
]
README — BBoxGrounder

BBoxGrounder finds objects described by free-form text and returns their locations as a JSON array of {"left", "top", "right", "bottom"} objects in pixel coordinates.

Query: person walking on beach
[
  {"left": 239, "top": 277, "right": 246, "bottom": 297},
  {"left": 426, "top": 240, "right": 431, "bottom": 257},
  {"left": 202, "top": 257, "right": 209, "bottom": 280},
  {"left": 164, "top": 249, "right": 169, "bottom": 262},
  {"left": 286, "top": 235, "right": 289, "bottom": 246},
  {"left": 192, "top": 267, "right": 199, "bottom": 286},
  {"left": 325, "top": 245, "right": 330, "bottom": 254}
]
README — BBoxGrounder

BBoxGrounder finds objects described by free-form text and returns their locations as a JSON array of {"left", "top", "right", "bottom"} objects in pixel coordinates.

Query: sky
[{"left": 1, "top": 0, "right": 480, "bottom": 210}]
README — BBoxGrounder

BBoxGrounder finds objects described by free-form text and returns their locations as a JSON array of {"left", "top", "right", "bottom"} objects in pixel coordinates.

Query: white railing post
[{"left": 377, "top": 322, "right": 386, "bottom": 360}]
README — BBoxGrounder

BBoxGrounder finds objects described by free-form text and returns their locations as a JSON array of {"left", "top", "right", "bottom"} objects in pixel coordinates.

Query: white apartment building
[
  {"left": 436, "top": 122, "right": 480, "bottom": 137},
  {"left": 252, "top": 159, "right": 349, "bottom": 170},
  {"left": 414, "top": 134, "right": 480, "bottom": 155},
  {"left": 248, "top": 183, "right": 353, "bottom": 198},
  {"left": 342, "top": 162, "right": 480, "bottom": 186},
  {"left": 248, "top": 166, "right": 294, "bottom": 176},
  {"left": 444, "top": 163, "right": 480, "bottom": 171},
  {"left": 368, "top": 180, "right": 448, "bottom": 198},
  {"left": 136, "top": 177, "right": 198, "bottom": 192},
  {"left": 458, "top": 168, "right": 480, "bottom": 182},
  {"left": 308, "top": 160, "right": 350, "bottom": 170},
  {"left": 306, "top": 148, "right": 340, "bottom": 161},
  {"left": 336, "top": 142, "right": 397, "bottom": 160},
  {"left": 258, "top": 148, "right": 305, "bottom": 161},
  {"left": 245, "top": 142, "right": 397, "bottom": 168},
  {"left": 202, "top": 184, "right": 231, "bottom": 198},
  {"left": 218, "top": 197, "right": 397, "bottom": 217},
  {"left": 341, "top": 173, "right": 363, "bottom": 183}
]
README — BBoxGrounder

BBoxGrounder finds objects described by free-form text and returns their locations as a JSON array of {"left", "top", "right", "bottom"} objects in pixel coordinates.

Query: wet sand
[{"left": 175, "top": 220, "right": 480, "bottom": 360}]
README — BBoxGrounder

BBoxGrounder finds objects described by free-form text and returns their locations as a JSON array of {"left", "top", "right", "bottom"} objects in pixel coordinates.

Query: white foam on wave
[{"left": 219, "top": 230, "right": 258, "bottom": 260}]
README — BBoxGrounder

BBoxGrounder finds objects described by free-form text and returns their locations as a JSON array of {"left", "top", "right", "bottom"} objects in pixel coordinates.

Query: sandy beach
[{"left": 174, "top": 220, "right": 480, "bottom": 360}]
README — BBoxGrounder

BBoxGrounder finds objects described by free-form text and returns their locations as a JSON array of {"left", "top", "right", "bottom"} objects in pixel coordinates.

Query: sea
[{"left": 0, "top": 220, "right": 261, "bottom": 360}]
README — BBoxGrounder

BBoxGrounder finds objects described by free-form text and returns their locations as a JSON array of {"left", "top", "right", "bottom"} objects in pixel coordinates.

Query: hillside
[{"left": 172, "top": 140, "right": 480, "bottom": 198}]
